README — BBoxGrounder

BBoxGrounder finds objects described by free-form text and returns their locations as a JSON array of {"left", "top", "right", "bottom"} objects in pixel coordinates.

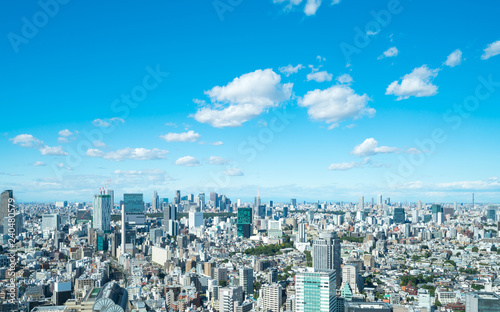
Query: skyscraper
[
  {"left": 107, "top": 189, "right": 114, "bottom": 209},
  {"left": 124, "top": 193, "right": 145, "bottom": 224},
  {"left": 0, "top": 190, "right": 13, "bottom": 229},
  {"left": 358, "top": 196, "right": 364, "bottom": 210},
  {"left": 432, "top": 204, "right": 443, "bottom": 223},
  {"left": 297, "top": 222, "right": 306, "bottom": 243},
  {"left": 237, "top": 207, "right": 252, "bottom": 238},
  {"left": 152, "top": 190, "right": 159, "bottom": 211},
  {"left": 393, "top": 208, "right": 405, "bottom": 224},
  {"left": 377, "top": 195, "right": 383, "bottom": 206},
  {"left": 254, "top": 189, "right": 261, "bottom": 213},
  {"left": 239, "top": 267, "right": 254, "bottom": 297},
  {"left": 93, "top": 194, "right": 111, "bottom": 232},
  {"left": 296, "top": 268, "right": 337, "bottom": 312},
  {"left": 175, "top": 190, "right": 181, "bottom": 205},
  {"left": 313, "top": 231, "right": 342, "bottom": 288},
  {"left": 291, "top": 198, "right": 297, "bottom": 207}
]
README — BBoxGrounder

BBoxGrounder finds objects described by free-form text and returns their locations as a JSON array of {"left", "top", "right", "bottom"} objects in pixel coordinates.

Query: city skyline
[{"left": 2, "top": 1, "right": 500, "bottom": 202}]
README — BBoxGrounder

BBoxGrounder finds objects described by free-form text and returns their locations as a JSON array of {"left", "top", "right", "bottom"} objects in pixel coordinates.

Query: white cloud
[
  {"left": 444, "top": 49, "right": 463, "bottom": 67},
  {"left": 481, "top": 40, "right": 500, "bottom": 60},
  {"left": 378, "top": 47, "right": 399, "bottom": 59},
  {"left": 58, "top": 129, "right": 73, "bottom": 137},
  {"left": 193, "top": 69, "right": 293, "bottom": 127},
  {"left": 299, "top": 83, "right": 374, "bottom": 126},
  {"left": 57, "top": 137, "right": 69, "bottom": 143},
  {"left": 160, "top": 130, "right": 201, "bottom": 142},
  {"left": 93, "top": 140, "right": 106, "bottom": 147},
  {"left": 211, "top": 141, "right": 224, "bottom": 146},
  {"left": 279, "top": 64, "right": 304, "bottom": 77},
  {"left": 406, "top": 147, "right": 422, "bottom": 154},
  {"left": 337, "top": 74, "right": 353, "bottom": 84},
  {"left": 93, "top": 117, "right": 125, "bottom": 128},
  {"left": 209, "top": 156, "right": 230, "bottom": 165},
  {"left": 33, "top": 161, "right": 46, "bottom": 166},
  {"left": 224, "top": 168, "right": 244, "bottom": 176},
  {"left": 366, "top": 30, "right": 379, "bottom": 36},
  {"left": 351, "top": 138, "right": 398, "bottom": 156},
  {"left": 307, "top": 70, "right": 333, "bottom": 82},
  {"left": 304, "top": 0, "right": 322, "bottom": 15},
  {"left": 86, "top": 147, "right": 168, "bottom": 161},
  {"left": 10, "top": 133, "right": 67, "bottom": 155},
  {"left": 175, "top": 156, "right": 200, "bottom": 167},
  {"left": 40, "top": 146, "right": 68, "bottom": 156},
  {"left": 386, "top": 65, "right": 439, "bottom": 100},
  {"left": 10, "top": 134, "right": 42, "bottom": 147},
  {"left": 328, "top": 157, "right": 370, "bottom": 170},
  {"left": 165, "top": 122, "right": 177, "bottom": 127}
]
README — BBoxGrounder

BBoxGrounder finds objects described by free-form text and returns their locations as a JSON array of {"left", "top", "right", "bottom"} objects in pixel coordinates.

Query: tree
[
  {"left": 434, "top": 299, "right": 442, "bottom": 307},
  {"left": 472, "top": 246, "right": 479, "bottom": 253},
  {"left": 304, "top": 250, "right": 312, "bottom": 267},
  {"left": 219, "top": 280, "right": 227, "bottom": 287}
]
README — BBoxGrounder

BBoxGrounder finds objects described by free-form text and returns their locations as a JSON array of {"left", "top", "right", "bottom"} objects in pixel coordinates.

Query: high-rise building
[
  {"left": 313, "top": 232, "right": 342, "bottom": 288},
  {"left": 297, "top": 222, "right": 306, "bottom": 243},
  {"left": 219, "top": 286, "right": 244, "bottom": 312},
  {"left": 0, "top": 190, "right": 13, "bottom": 229},
  {"left": 358, "top": 196, "right": 364, "bottom": 210},
  {"left": 418, "top": 289, "right": 431, "bottom": 312},
  {"left": 465, "top": 292, "right": 500, "bottom": 312},
  {"left": 393, "top": 208, "right": 405, "bottom": 224},
  {"left": 198, "top": 193, "right": 205, "bottom": 210},
  {"left": 42, "top": 213, "right": 60, "bottom": 231},
  {"left": 342, "top": 264, "right": 361, "bottom": 294},
  {"left": 237, "top": 207, "right": 253, "bottom": 238},
  {"left": 239, "top": 267, "right": 254, "bottom": 297},
  {"left": 123, "top": 193, "right": 144, "bottom": 224},
  {"left": 260, "top": 283, "right": 282, "bottom": 312},
  {"left": 296, "top": 268, "right": 337, "bottom": 312},
  {"left": 163, "top": 203, "right": 177, "bottom": 222},
  {"left": 344, "top": 302, "right": 392, "bottom": 312},
  {"left": 291, "top": 198, "right": 297, "bottom": 207},
  {"left": 189, "top": 211, "right": 203, "bottom": 228},
  {"left": 431, "top": 204, "right": 443, "bottom": 223},
  {"left": 93, "top": 194, "right": 111, "bottom": 232},
  {"left": 254, "top": 190, "right": 261, "bottom": 215},
  {"left": 152, "top": 190, "right": 159, "bottom": 211},
  {"left": 175, "top": 190, "right": 181, "bottom": 205},
  {"left": 487, "top": 206, "right": 497, "bottom": 221},
  {"left": 377, "top": 195, "right": 383, "bottom": 206},
  {"left": 107, "top": 189, "right": 114, "bottom": 209}
]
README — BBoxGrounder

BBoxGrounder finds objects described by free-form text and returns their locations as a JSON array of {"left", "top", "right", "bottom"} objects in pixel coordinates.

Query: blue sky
[{"left": 1, "top": 0, "right": 500, "bottom": 203}]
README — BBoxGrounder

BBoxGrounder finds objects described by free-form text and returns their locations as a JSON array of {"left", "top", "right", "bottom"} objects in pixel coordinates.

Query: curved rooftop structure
[{"left": 93, "top": 281, "right": 128, "bottom": 312}]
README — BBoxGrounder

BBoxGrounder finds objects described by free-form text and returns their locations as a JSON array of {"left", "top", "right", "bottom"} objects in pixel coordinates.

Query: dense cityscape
[{"left": 1, "top": 189, "right": 499, "bottom": 312}]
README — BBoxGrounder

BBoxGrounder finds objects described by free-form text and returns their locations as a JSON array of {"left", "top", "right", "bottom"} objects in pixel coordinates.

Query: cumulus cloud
[
  {"left": 211, "top": 141, "right": 224, "bottom": 146},
  {"left": 304, "top": 0, "right": 322, "bottom": 15},
  {"left": 386, "top": 65, "right": 439, "bottom": 100},
  {"left": 279, "top": 64, "right": 304, "bottom": 76},
  {"left": 175, "top": 156, "right": 200, "bottom": 167},
  {"left": 33, "top": 161, "right": 46, "bottom": 166},
  {"left": 351, "top": 138, "right": 398, "bottom": 156},
  {"left": 444, "top": 49, "right": 463, "bottom": 67},
  {"left": 481, "top": 40, "right": 500, "bottom": 60},
  {"left": 272, "top": 0, "right": 304, "bottom": 11},
  {"left": 10, "top": 134, "right": 42, "bottom": 147},
  {"left": 193, "top": 69, "right": 293, "bottom": 127},
  {"left": 10, "top": 134, "right": 67, "bottom": 155},
  {"left": 58, "top": 129, "right": 73, "bottom": 137},
  {"left": 160, "top": 130, "right": 201, "bottom": 142},
  {"left": 378, "top": 47, "right": 399, "bottom": 59},
  {"left": 93, "top": 117, "right": 125, "bottom": 128},
  {"left": 328, "top": 157, "right": 370, "bottom": 170},
  {"left": 208, "top": 156, "right": 230, "bottom": 165},
  {"left": 86, "top": 147, "right": 168, "bottom": 161},
  {"left": 224, "top": 168, "right": 244, "bottom": 176},
  {"left": 337, "top": 74, "right": 353, "bottom": 84},
  {"left": 299, "top": 82, "right": 374, "bottom": 127},
  {"left": 307, "top": 70, "right": 333, "bottom": 82}
]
